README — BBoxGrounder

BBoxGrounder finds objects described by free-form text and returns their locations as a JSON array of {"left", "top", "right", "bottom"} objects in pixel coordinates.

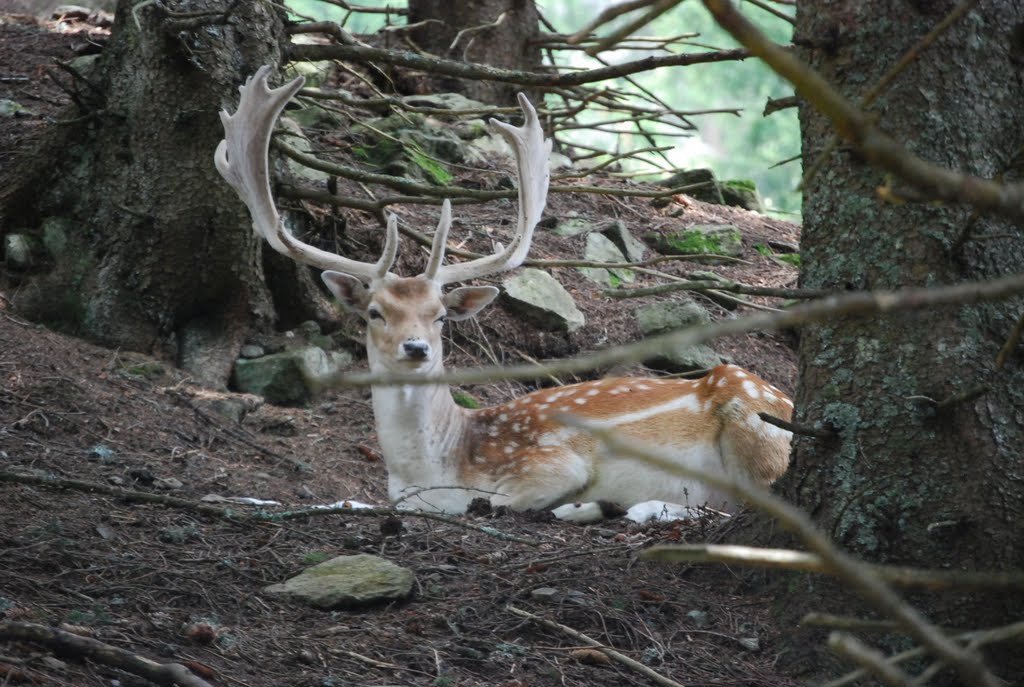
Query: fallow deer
[{"left": 215, "top": 66, "right": 792, "bottom": 523}]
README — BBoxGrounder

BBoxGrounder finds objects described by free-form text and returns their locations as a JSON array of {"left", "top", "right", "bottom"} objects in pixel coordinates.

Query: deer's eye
[
  {"left": 435, "top": 313, "right": 447, "bottom": 324},
  {"left": 368, "top": 308, "right": 384, "bottom": 321}
]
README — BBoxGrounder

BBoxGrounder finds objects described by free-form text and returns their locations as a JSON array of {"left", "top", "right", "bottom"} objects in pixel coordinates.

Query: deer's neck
[{"left": 369, "top": 362, "right": 472, "bottom": 513}]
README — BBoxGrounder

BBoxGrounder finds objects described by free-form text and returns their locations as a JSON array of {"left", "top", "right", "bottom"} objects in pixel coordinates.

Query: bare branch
[
  {"left": 326, "top": 271, "right": 1024, "bottom": 389},
  {"left": 828, "top": 633, "right": 914, "bottom": 687},
  {"left": 606, "top": 278, "right": 824, "bottom": 300},
  {"left": 286, "top": 42, "right": 753, "bottom": 88},
  {"left": 758, "top": 411, "right": 836, "bottom": 440},
  {"left": 642, "top": 544, "right": 1024, "bottom": 590},
  {"left": 703, "top": 1, "right": 1024, "bottom": 221},
  {"left": 506, "top": 605, "right": 687, "bottom": 687},
  {"left": 0, "top": 622, "right": 213, "bottom": 687}
]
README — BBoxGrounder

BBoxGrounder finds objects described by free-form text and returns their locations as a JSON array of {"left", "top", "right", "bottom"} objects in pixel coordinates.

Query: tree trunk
[
  {"left": 761, "top": 1, "right": 1024, "bottom": 682},
  {"left": 5, "top": 0, "right": 301, "bottom": 387},
  {"left": 407, "top": 0, "right": 541, "bottom": 106}
]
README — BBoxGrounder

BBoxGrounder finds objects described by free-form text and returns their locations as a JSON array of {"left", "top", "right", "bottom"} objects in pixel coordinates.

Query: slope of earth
[{"left": 2, "top": 11, "right": 804, "bottom": 687}]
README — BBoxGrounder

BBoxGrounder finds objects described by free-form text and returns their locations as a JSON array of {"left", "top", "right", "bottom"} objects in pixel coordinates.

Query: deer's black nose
[{"left": 403, "top": 340, "right": 429, "bottom": 360}]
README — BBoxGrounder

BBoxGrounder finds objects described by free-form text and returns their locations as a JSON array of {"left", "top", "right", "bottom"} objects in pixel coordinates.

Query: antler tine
[
  {"left": 422, "top": 199, "right": 453, "bottom": 280},
  {"left": 432, "top": 93, "right": 551, "bottom": 285},
  {"left": 215, "top": 65, "right": 392, "bottom": 283},
  {"left": 375, "top": 213, "right": 399, "bottom": 279}
]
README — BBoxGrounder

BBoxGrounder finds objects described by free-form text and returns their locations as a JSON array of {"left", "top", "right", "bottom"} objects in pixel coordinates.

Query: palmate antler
[{"left": 215, "top": 65, "right": 550, "bottom": 285}]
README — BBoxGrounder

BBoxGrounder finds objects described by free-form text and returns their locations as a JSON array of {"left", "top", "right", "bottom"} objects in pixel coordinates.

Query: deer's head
[{"left": 215, "top": 67, "right": 551, "bottom": 375}]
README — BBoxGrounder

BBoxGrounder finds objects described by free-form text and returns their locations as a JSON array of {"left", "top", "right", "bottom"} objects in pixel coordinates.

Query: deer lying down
[{"left": 215, "top": 67, "right": 793, "bottom": 523}]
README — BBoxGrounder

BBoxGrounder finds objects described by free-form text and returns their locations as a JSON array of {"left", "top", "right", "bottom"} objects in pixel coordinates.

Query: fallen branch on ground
[
  {"left": 0, "top": 622, "right": 213, "bottom": 687},
  {"left": 506, "top": 605, "right": 686, "bottom": 687}
]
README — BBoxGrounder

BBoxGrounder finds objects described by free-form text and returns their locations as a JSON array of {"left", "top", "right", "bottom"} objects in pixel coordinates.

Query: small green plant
[
  {"left": 408, "top": 146, "right": 453, "bottom": 185},
  {"left": 451, "top": 389, "right": 481, "bottom": 409},
  {"left": 777, "top": 253, "right": 801, "bottom": 267},
  {"left": 754, "top": 243, "right": 772, "bottom": 257},
  {"left": 433, "top": 677, "right": 455, "bottom": 687}
]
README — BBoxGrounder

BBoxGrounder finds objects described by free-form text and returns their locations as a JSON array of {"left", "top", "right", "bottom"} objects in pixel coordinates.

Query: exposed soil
[{"left": 1, "top": 12, "right": 804, "bottom": 687}]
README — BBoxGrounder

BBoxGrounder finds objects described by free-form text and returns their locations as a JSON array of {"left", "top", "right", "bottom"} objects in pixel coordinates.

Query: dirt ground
[{"left": 1, "top": 11, "right": 805, "bottom": 687}]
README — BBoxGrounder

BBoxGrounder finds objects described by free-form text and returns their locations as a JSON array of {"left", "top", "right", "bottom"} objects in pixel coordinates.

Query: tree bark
[
  {"left": 407, "top": 0, "right": 542, "bottom": 105},
  {"left": 6, "top": 0, "right": 294, "bottom": 387},
  {"left": 764, "top": 1, "right": 1024, "bottom": 682}
]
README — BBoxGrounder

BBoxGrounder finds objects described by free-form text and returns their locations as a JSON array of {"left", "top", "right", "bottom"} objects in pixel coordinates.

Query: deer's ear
[
  {"left": 444, "top": 286, "right": 499, "bottom": 321},
  {"left": 322, "top": 271, "right": 370, "bottom": 314}
]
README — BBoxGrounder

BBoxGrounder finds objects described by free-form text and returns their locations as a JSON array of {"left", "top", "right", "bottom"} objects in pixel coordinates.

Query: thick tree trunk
[
  {"left": 7, "top": 0, "right": 294, "bottom": 387},
  {"left": 762, "top": 2, "right": 1024, "bottom": 682},
  {"left": 407, "top": 0, "right": 541, "bottom": 106}
]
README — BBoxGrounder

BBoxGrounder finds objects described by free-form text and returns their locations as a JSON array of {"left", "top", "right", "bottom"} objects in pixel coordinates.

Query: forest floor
[{"left": 1, "top": 10, "right": 807, "bottom": 687}]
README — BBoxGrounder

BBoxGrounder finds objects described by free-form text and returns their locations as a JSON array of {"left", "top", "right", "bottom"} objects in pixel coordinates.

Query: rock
[
  {"left": 687, "top": 610, "right": 709, "bottom": 628},
  {"left": 263, "top": 554, "right": 414, "bottom": 609},
  {"left": 278, "top": 117, "right": 329, "bottom": 183},
  {"left": 68, "top": 54, "right": 100, "bottom": 79},
  {"left": 465, "top": 131, "right": 512, "bottom": 164},
  {"left": 0, "top": 99, "right": 33, "bottom": 118},
  {"left": 720, "top": 179, "right": 764, "bottom": 212},
  {"left": 283, "top": 58, "right": 332, "bottom": 88},
  {"left": 595, "top": 220, "right": 646, "bottom": 262},
  {"left": 577, "top": 233, "right": 634, "bottom": 287},
  {"left": 41, "top": 218, "right": 69, "bottom": 258},
  {"left": 232, "top": 346, "right": 354, "bottom": 404},
  {"left": 738, "top": 637, "right": 760, "bottom": 652},
  {"left": 501, "top": 269, "right": 585, "bottom": 333},
  {"left": 240, "top": 344, "right": 264, "bottom": 359},
  {"left": 636, "top": 300, "right": 711, "bottom": 336},
  {"left": 4, "top": 234, "right": 42, "bottom": 271},
  {"left": 659, "top": 168, "right": 724, "bottom": 205},
  {"left": 452, "top": 118, "right": 488, "bottom": 140},
  {"left": 635, "top": 299, "right": 722, "bottom": 372},
  {"left": 401, "top": 92, "right": 487, "bottom": 113},
  {"left": 552, "top": 217, "right": 591, "bottom": 237},
  {"left": 645, "top": 344, "right": 722, "bottom": 375},
  {"left": 643, "top": 224, "right": 743, "bottom": 260},
  {"left": 530, "top": 587, "right": 562, "bottom": 603}
]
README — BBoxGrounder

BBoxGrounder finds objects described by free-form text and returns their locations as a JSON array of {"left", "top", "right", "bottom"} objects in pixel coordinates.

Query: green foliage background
[{"left": 287, "top": 0, "right": 800, "bottom": 214}]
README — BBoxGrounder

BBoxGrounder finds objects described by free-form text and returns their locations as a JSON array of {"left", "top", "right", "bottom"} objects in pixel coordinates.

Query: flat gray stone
[
  {"left": 645, "top": 344, "right": 722, "bottom": 374},
  {"left": 264, "top": 554, "right": 414, "bottom": 609},
  {"left": 501, "top": 269, "right": 584, "bottom": 333},
  {"left": 595, "top": 220, "right": 646, "bottom": 262},
  {"left": 233, "top": 346, "right": 353, "bottom": 404},
  {"left": 578, "top": 233, "right": 633, "bottom": 287},
  {"left": 637, "top": 300, "right": 711, "bottom": 337}
]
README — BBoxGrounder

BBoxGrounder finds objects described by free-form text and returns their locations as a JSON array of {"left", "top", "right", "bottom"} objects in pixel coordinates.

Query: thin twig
[
  {"left": 758, "top": 412, "right": 836, "bottom": 439},
  {"left": 326, "top": 273, "right": 1024, "bottom": 390},
  {"left": 606, "top": 279, "right": 822, "bottom": 300},
  {"left": 0, "top": 471, "right": 540, "bottom": 547},
  {"left": 506, "top": 605, "right": 686, "bottom": 687},
  {"left": 287, "top": 42, "right": 753, "bottom": 88},
  {"left": 642, "top": 544, "right": 1024, "bottom": 590},
  {"left": 828, "top": 633, "right": 914, "bottom": 687}
]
